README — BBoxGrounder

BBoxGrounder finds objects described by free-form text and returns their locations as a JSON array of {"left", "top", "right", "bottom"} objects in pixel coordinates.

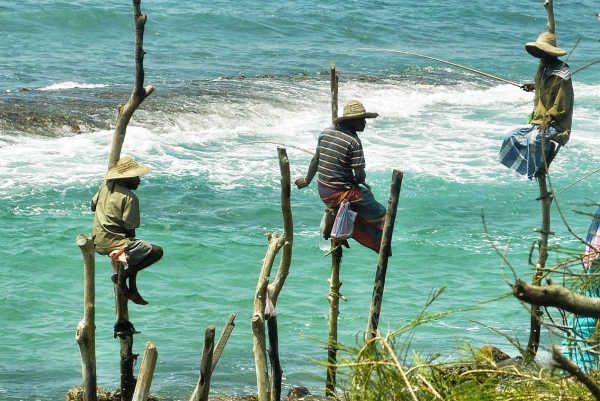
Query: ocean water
[{"left": 2, "top": 0, "right": 600, "bottom": 399}]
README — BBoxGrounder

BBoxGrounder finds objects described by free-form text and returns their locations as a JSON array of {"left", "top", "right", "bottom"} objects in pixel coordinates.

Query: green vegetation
[{"left": 329, "top": 288, "right": 598, "bottom": 400}]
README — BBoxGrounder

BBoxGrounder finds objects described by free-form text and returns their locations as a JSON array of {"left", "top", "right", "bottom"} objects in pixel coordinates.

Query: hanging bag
[{"left": 330, "top": 199, "right": 357, "bottom": 240}]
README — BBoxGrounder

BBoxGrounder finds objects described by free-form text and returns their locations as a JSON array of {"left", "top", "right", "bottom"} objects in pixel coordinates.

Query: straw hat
[
  {"left": 525, "top": 32, "right": 567, "bottom": 57},
  {"left": 104, "top": 156, "right": 151, "bottom": 180},
  {"left": 333, "top": 100, "right": 379, "bottom": 124}
]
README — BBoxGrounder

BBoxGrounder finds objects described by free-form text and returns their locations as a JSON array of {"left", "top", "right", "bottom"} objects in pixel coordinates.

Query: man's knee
[{"left": 151, "top": 245, "right": 164, "bottom": 261}]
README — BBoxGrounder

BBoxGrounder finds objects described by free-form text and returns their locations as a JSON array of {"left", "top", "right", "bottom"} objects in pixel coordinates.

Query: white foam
[
  {"left": 2, "top": 79, "right": 599, "bottom": 193},
  {"left": 38, "top": 81, "right": 108, "bottom": 91}
]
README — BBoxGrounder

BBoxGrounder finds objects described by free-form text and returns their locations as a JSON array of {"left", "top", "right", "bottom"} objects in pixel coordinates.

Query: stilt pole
[{"left": 366, "top": 170, "right": 403, "bottom": 341}]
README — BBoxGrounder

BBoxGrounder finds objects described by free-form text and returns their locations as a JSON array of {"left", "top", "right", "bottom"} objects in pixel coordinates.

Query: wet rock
[{"left": 65, "top": 385, "right": 112, "bottom": 401}]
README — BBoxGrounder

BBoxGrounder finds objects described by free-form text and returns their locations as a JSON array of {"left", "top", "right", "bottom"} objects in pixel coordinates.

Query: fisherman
[
  {"left": 295, "top": 100, "right": 388, "bottom": 254},
  {"left": 499, "top": 31, "right": 574, "bottom": 179},
  {"left": 91, "top": 156, "right": 163, "bottom": 305}
]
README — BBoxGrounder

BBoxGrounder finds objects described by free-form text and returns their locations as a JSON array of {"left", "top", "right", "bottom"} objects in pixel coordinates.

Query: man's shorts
[{"left": 125, "top": 238, "right": 153, "bottom": 266}]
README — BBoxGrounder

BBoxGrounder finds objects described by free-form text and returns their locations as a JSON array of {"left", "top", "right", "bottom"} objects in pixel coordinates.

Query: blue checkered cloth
[{"left": 498, "top": 124, "right": 560, "bottom": 179}]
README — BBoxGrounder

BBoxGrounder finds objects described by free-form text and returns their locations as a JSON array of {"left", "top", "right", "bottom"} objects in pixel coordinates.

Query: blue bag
[{"left": 330, "top": 200, "right": 357, "bottom": 240}]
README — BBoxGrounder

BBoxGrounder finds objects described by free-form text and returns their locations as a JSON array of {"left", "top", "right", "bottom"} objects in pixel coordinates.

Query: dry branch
[
  {"left": 552, "top": 346, "right": 600, "bottom": 399},
  {"left": 513, "top": 279, "right": 600, "bottom": 318}
]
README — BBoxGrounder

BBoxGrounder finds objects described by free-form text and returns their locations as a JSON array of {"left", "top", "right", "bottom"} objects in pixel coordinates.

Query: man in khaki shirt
[
  {"left": 499, "top": 31, "right": 574, "bottom": 179},
  {"left": 92, "top": 157, "right": 163, "bottom": 305}
]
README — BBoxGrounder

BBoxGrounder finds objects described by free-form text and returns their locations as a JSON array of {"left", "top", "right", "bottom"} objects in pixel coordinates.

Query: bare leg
[{"left": 124, "top": 245, "right": 163, "bottom": 305}]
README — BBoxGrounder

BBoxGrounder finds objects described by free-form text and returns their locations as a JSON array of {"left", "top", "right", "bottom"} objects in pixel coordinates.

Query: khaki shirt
[
  {"left": 92, "top": 181, "right": 140, "bottom": 254},
  {"left": 530, "top": 61, "right": 574, "bottom": 135}
]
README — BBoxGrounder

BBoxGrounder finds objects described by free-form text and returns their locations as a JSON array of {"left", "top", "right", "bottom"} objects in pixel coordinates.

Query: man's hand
[
  {"left": 538, "top": 115, "right": 553, "bottom": 133},
  {"left": 295, "top": 177, "right": 309, "bottom": 189},
  {"left": 520, "top": 83, "right": 535, "bottom": 92}
]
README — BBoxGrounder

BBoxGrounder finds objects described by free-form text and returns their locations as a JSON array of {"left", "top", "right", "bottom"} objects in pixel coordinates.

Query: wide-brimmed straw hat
[
  {"left": 333, "top": 100, "right": 379, "bottom": 124},
  {"left": 104, "top": 156, "right": 151, "bottom": 180},
  {"left": 525, "top": 31, "right": 567, "bottom": 57}
]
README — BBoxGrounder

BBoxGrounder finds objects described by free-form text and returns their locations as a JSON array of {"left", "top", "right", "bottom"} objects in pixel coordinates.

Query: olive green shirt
[
  {"left": 92, "top": 181, "right": 140, "bottom": 254},
  {"left": 530, "top": 60, "right": 574, "bottom": 135}
]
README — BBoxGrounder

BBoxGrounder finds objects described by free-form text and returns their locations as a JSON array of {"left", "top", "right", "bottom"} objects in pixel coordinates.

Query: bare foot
[
  {"left": 128, "top": 291, "right": 148, "bottom": 305},
  {"left": 111, "top": 274, "right": 129, "bottom": 294}
]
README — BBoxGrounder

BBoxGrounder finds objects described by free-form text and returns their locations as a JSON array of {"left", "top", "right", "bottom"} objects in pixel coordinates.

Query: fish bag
[{"left": 330, "top": 200, "right": 357, "bottom": 240}]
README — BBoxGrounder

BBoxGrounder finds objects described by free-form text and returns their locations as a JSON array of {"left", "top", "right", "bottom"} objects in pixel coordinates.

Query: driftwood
[
  {"left": 366, "top": 169, "right": 403, "bottom": 341},
  {"left": 513, "top": 279, "right": 600, "bottom": 318},
  {"left": 252, "top": 148, "right": 293, "bottom": 401},
  {"left": 132, "top": 342, "right": 158, "bottom": 401},
  {"left": 552, "top": 346, "right": 600, "bottom": 400},
  {"left": 75, "top": 234, "right": 97, "bottom": 401}
]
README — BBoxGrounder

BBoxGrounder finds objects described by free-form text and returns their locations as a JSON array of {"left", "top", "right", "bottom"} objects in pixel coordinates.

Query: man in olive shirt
[
  {"left": 499, "top": 31, "right": 574, "bottom": 179},
  {"left": 92, "top": 157, "right": 163, "bottom": 305}
]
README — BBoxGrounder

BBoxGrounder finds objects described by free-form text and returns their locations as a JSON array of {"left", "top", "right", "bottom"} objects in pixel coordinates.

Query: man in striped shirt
[{"left": 295, "top": 100, "right": 388, "bottom": 254}]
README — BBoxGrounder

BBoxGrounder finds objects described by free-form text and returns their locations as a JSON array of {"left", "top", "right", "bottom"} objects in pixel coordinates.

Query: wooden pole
[
  {"left": 108, "top": 0, "right": 155, "bottom": 169},
  {"left": 366, "top": 170, "right": 403, "bottom": 341},
  {"left": 267, "top": 148, "right": 294, "bottom": 306},
  {"left": 326, "top": 242, "right": 343, "bottom": 397},
  {"left": 522, "top": 0, "right": 556, "bottom": 360},
  {"left": 325, "top": 64, "right": 342, "bottom": 397},
  {"left": 544, "top": 0, "right": 555, "bottom": 34},
  {"left": 252, "top": 234, "right": 284, "bottom": 401},
  {"left": 112, "top": 261, "right": 139, "bottom": 401},
  {"left": 526, "top": 175, "right": 554, "bottom": 358},
  {"left": 190, "top": 315, "right": 236, "bottom": 401},
  {"left": 75, "top": 234, "right": 97, "bottom": 401},
  {"left": 267, "top": 315, "right": 282, "bottom": 401},
  {"left": 132, "top": 342, "right": 158, "bottom": 401},
  {"left": 211, "top": 314, "right": 236, "bottom": 373},
  {"left": 190, "top": 326, "right": 215, "bottom": 401},
  {"left": 330, "top": 63, "right": 338, "bottom": 124},
  {"left": 251, "top": 148, "right": 293, "bottom": 401}
]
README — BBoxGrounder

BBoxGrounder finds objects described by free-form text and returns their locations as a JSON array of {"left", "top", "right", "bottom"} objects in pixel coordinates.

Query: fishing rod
[
  {"left": 341, "top": 47, "right": 522, "bottom": 87},
  {"left": 249, "top": 141, "right": 315, "bottom": 155},
  {"left": 341, "top": 45, "right": 600, "bottom": 85}
]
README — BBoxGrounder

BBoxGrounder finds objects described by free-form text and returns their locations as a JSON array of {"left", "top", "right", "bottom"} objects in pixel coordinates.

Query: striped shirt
[{"left": 316, "top": 124, "right": 365, "bottom": 189}]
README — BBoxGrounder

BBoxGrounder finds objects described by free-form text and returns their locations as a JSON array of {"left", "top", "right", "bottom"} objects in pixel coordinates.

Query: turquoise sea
[{"left": 2, "top": 0, "right": 600, "bottom": 399}]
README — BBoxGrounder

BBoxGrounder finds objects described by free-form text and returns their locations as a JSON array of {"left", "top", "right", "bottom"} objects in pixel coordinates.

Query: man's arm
[
  {"left": 295, "top": 150, "right": 319, "bottom": 189},
  {"left": 354, "top": 167, "right": 372, "bottom": 191}
]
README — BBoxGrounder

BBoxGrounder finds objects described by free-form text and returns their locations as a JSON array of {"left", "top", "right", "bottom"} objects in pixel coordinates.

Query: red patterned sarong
[{"left": 318, "top": 183, "right": 387, "bottom": 254}]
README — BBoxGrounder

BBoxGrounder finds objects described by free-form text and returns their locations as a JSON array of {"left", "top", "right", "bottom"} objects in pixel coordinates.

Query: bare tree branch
[{"left": 513, "top": 279, "right": 600, "bottom": 318}]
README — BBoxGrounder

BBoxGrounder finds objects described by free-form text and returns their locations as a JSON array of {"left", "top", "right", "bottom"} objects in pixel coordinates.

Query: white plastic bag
[{"left": 330, "top": 200, "right": 356, "bottom": 240}]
